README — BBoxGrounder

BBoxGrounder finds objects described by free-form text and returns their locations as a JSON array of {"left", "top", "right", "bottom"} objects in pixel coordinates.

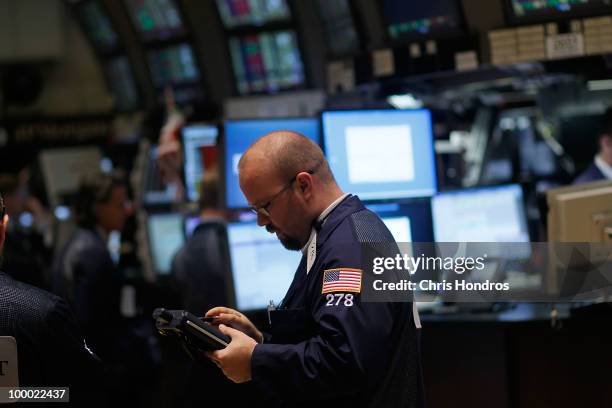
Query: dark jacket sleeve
[
  {"left": 42, "top": 296, "right": 105, "bottom": 406},
  {"left": 250, "top": 245, "right": 396, "bottom": 403}
]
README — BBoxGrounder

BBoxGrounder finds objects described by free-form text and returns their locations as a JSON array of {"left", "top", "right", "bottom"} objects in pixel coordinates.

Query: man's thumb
[{"left": 218, "top": 324, "right": 238, "bottom": 338}]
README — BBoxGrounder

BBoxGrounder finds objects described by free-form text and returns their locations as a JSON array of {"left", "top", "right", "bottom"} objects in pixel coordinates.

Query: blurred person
[
  {"left": 0, "top": 192, "right": 105, "bottom": 407},
  {"left": 52, "top": 170, "right": 131, "bottom": 366},
  {"left": 574, "top": 106, "right": 612, "bottom": 184},
  {"left": 51, "top": 170, "right": 161, "bottom": 405},
  {"left": 171, "top": 168, "right": 231, "bottom": 313},
  {"left": 0, "top": 170, "right": 52, "bottom": 289}
]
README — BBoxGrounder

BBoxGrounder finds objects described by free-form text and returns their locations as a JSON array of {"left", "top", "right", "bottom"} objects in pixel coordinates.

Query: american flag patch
[{"left": 322, "top": 268, "right": 362, "bottom": 294}]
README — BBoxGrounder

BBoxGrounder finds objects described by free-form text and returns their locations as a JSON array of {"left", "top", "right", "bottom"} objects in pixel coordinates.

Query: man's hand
[
  {"left": 207, "top": 324, "right": 257, "bottom": 383},
  {"left": 205, "top": 307, "right": 263, "bottom": 343}
]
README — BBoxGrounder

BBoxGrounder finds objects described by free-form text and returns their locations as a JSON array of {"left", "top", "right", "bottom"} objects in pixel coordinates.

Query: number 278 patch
[{"left": 325, "top": 293, "right": 354, "bottom": 307}]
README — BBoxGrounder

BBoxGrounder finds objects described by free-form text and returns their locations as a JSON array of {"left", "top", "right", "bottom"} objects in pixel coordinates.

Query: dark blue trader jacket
[{"left": 251, "top": 195, "right": 424, "bottom": 408}]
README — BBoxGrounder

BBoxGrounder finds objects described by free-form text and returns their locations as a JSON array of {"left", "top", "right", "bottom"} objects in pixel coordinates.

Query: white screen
[
  {"left": 345, "top": 125, "right": 415, "bottom": 184},
  {"left": 382, "top": 216, "right": 412, "bottom": 242},
  {"left": 148, "top": 214, "right": 185, "bottom": 275},
  {"left": 228, "top": 223, "right": 301, "bottom": 311},
  {"left": 432, "top": 186, "right": 529, "bottom": 243}
]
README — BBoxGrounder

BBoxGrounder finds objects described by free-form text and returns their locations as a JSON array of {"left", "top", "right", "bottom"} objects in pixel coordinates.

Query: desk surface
[{"left": 419, "top": 302, "right": 572, "bottom": 324}]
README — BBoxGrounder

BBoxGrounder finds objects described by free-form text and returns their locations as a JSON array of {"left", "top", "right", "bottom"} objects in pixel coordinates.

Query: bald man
[{"left": 206, "top": 132, "right": 424, "bottom": 407}]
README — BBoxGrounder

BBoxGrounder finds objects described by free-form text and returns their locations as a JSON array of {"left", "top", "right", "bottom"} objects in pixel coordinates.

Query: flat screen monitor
[
  {"left": 147, "top": 43, "right": 200, "bottom": 88},
  {"left": 432, "top": 184, "right": 530, "bottom": 245},
  {"left": 224, "top": 118, "right": 320, "bottom": 208},
  {"left": 227, "top": 221, "right": 301, "bottom": 311},
  {"left": 316, "top": 0, "right": 360, "bottom": 56},
  {"left": 124, "top": 0, "right": 185, "bottom": 42},
  {"left": 367, "top": 200, "right": 435, "bottom": 243},
  {"left": 228, "top": 30, "right": 305, "bottom": 94},
  {"left": 216, "top": 0, "right": 291, "bottom": 28},
  {"left": 182, "top": 125, "right": 219, "bottom": 202},
  {"left": 322, "top": 109, "right": 437, "bottom": 201},
  {"left": 506, "top": 0, "right": 612, "bottom": 24},
  {"left": 104, "top": 57, "right": 140, "bottom": 112},
  {"left": 381, "top": 0, "right": 463, "bottom": 41},
  {"left": 76, "top": 1, "right": 118, "bottom": 53},
  {"left": 147, "top": 213, "right": 185, "bottom": 275},
  {"left": 367, "top": 200, "right": 438, "bottom": 287}
]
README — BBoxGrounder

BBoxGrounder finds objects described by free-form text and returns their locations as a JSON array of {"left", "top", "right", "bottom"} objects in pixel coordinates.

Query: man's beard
[{"left": 266, "top": 224, "right": 302, "bottom": 251}]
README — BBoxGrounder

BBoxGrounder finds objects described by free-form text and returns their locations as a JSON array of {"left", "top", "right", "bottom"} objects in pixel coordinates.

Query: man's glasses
[
  {"left": 248, "top": 178, "right": 297, "bottom": 218},
  {"left": 248, "top": 164, "right": 321, "bottom": 218}
]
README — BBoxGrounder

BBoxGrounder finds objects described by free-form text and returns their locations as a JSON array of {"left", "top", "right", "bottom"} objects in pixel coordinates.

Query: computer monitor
[
  {"left": 147, "top": 213, "right": 185, "bottom": 276},
  {"left": 182, "top": 125, "right": 219, "bottom": 202},
  {"left": 104, "top": 57, "right": 140, "bottom": 112},
  {"left": 76, "top": 1, "right": 118, "bottom": 54},
  {"left": 505, "top": 0, "right": 612, "bottom": 25},
  {"left": 368, "top": 200, "right": 438, "bottom": 289},
  {"left": 124, "top": 0, "right": 185, "bottom": 42},
  {"left": 224, "top": 118, "right": 320, "bottom": 208},
  {"left": 381, "top": 0, "right": 464, "bottom": 42},
  {"left": 228, "top": 30, "right": 305, "bottom": 94},
  {"left": 227, "top": 220, "right": 301, "bottom": 311},
  {"left": 367, "top": 200, "right": 435, "bottom": 243},
  {"left": 432, "top": 184, "right": 530, "bottom": 244},
  {"left": 322, "top": 109, "right": 437, "bottom": 201},
  {"left": 215, "top": 0, "right": 291, "bottom": 28}
]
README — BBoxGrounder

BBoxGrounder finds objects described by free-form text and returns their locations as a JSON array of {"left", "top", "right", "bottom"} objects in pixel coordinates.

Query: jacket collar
[{"left": 314, "top": 195, "right": 365, "bottom": 248}]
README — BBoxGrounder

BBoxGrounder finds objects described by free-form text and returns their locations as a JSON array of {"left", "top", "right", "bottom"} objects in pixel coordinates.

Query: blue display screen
[
  {"left": 322, "top": 109, "right": 437, "bottom": 201},
  {"left": 224, "top": 118, "right": 320, "bottom": 208}
]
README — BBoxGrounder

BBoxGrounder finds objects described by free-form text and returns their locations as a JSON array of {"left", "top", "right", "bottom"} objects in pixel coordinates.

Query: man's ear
[{"left": 296, "top": 172, "right": 314, "bottom": 198}]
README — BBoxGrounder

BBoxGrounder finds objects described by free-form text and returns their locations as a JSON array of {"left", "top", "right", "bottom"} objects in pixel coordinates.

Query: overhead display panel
[
  {"left": 147, "top": 43, "right": 199, "bottom": 86},
  {"left": 506, "top": 0, "right": 612, "bottom": 24},
  {"left": 147, "top": 42, "right": 203, "bottom": 102},
  {"left": 124, "top": 0, "right": 185, "bottom": 42},
  {"left": 228, "top": 30, "right": 305, "bottom": 94},
  {"left": 104, "top": 56, "right": 140, "bottom": 111},
  {"left": 216, "top": 0, "right": 291, "bottom": 28},
  {"left": 316, "top": 0, "right": 360, "bottom": 56},
  {"left": 76, "top": 1, "right": 119, "bottom": 54},
  {"left": 381, "top": 0, "right": 464, "bottom": 42}
]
